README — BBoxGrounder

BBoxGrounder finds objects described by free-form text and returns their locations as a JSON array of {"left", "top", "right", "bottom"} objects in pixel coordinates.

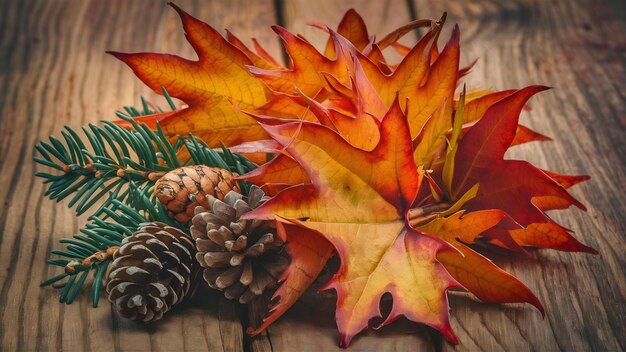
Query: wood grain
[{"left": 0, "top": 0, "right": 624, "bottom": 351}]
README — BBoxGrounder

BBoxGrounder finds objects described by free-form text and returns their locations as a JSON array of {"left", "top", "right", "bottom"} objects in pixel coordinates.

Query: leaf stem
[{"left": 407, "top": 202, "right": 451, "bottom": 227}]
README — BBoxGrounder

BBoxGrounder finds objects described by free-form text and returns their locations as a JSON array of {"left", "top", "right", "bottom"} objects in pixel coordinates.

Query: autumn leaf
[
  {"left": 320, "top": 57, "right": 388, "bottom": 124},
  {"left": 111, "top": 4, "right": 269, "bottom": 147},
  {"left": 462, "top": 89, "right": 516, "bottom": 123},
  {"left": 442, "top": 88, "right": 466, "bottom": 197},
  {"left": 411, "top": 97, "right": 452, "bottom": 168},
  {"left": 292, "top": 83, "right": 381, "bottom": 150},
  {"left": 451, "top": 86, "right": 594, "bottom": 252},
  {"left": 418, "top": 210, "right": 544, "bottom": 312},
  {"left": 452, "top": 86, "right": 549, "bottom": 197},
  {"left": 511, "top": 124, "right": 552, "bottom": 146},
  {"left": 226, "top": 30, "right": 283, "bottom": 70},
  {"left": 540, "top": 170, "right": 590, "bottom": 189},
  {"left": 350, "top": 17, "right": 458, "bottom": 139},
  {"left": 243, "top": 99, "right": 461, "bottom": 347},
  {"left": 459, "top": 89, "right": 550, "bottom": 146},
  {"left": 248, "top": 219, "right": 334, "bottom": 336},
  {"left": 249, "top": 26, "right": 350, "bottom": 97},
  {"left": 322, "top": 8, "right": 371, "bottom": 58},
  {"left": 249, "top": 93, "right": 318, "bottom": 121},
  {"left": 356, "top": 19, "right": 443, "bottom": 108},
  {"left": 377, "top": 16, "right": 441, "bottom": 55},
  {"left": 240, "top": 153, "right": 309, "bottom": 186},
  {"left": 249, "top": 12, "right": 457, "bottom": 141},
  {"left": 406, "top": 25, "right": 459, "bottom": 137},
  {"left": 509, "top": 221, "right": 596, "bottom": 253}
]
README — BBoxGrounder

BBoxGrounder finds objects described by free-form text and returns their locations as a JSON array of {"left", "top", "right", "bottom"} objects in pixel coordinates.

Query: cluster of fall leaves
[{"left": 112, "top": 4, "right": 594, "bottom": 347}]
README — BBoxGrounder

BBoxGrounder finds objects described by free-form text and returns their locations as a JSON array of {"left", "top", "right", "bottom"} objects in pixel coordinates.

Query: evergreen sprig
[
  {"left": 34, "top": 96, "right": 256, "bottom": 216},
  {"left": 36, "top": 91, "right": 258, "bottom": 305},
  {"left": 40, "top": 183, "right": 173, "bottom": 307}
]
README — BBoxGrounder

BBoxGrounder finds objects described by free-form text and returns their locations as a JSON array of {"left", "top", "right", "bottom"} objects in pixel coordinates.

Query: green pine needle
[
  {"left": 41, "top": 182, "right": 173, "bottom": 307},
  {"left": 36, "top": 89, "right": 258, "bottom": 306},
  {"left": 34, "top": 89, "right": 256, "bottom": 217}
]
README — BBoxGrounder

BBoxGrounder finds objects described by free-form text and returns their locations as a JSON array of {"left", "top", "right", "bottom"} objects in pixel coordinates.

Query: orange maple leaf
[
  {"left": 417, "top": 210, "right": 544, "bottom": 312},
  {"left": 321, "top": 9, "right": 371, "bottom": 58},
  {"left": 111, "top": 4, "right": 270, "bottom": 147},
  {"left": 249, "top": 26, "right": 351, "bottom": 97},
  {"left": 243, "top": 99, "right": 461, "bottom": 347}
]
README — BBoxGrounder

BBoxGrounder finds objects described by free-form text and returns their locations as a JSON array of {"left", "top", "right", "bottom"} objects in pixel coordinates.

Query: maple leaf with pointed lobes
[
  {"left": 356, "top": 19, "right": 458, "bottom": 139},
  {"left": 248, "top": 11, "right": 459, "bottom": 141},
  {"left": 226, "top": 30, "right": 283, "bottom": 71},
  {"left": 540, "top": 169, "right": 590, "bottom": 189},
  {"left": 240, "top": 30, "right": 592, "bottom": 350},
  {"left": 413, "top": 97, "right": 453, "bottom": 169},
  {"left": 321, "top": 8, "right": 371, "bottom": 58},
  {"left": 237, "top": 12, "right": 591, "bottom": 337},
  {"left": 241, "top": 153, "right": 309, "bottom": 187},
  {"left": 403, "top": 25, "right": 459, "bottom": 138},
  {"left": 308, "top": 14, "right": 457, "bottom": 140},
  {"left": 450, "top": 86, "right": 595, "bottom": 253},
  {"left": 458, "top": 89, "right": 551, "bottom": 147},
  {"left": 243, "top": 98, "right": 462, "bottom": 347},
  {"left": 249, "top": 26, "right": 351, "bottom": 97},
  {"left": 292, "top": 84, "right": 382, "bottom": 150},
  {"left": 111, "top": 3, "right": 270, "bottom": 147},
  {"left": 417, "top": 210, "right": 544, "bottom": 313}
]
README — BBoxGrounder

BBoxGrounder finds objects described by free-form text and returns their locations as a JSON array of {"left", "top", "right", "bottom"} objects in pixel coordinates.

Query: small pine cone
[
  {"left": 155, "top": 166, "right": 241, "bottom": 223},
  {"left": 106, "top": 222, "right": 197, "bottom": 323},
  {"left": 190, "top": 185, "right": 289, "bottom": 304}
]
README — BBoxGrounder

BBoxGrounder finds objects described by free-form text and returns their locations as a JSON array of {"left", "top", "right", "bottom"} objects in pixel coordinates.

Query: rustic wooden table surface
[{"left": 1, "top": 0, "right": 624, "bottom": 351}]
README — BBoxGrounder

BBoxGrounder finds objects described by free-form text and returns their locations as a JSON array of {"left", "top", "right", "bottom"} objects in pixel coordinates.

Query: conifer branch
[
  {"left": 34, "top": 90, "right": 256, "bottom": 216},
  {"left": 36, "top": 90, "right": 258, "bottom": 305},
  {"left": 41, "top": 183, "right": 174, "bottom": 306}
]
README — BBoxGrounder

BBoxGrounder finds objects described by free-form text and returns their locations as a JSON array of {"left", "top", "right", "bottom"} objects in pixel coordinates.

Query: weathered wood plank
[
  {"left": 1, "top": 0, "right": 624, "bottom": 351},
  {"left": 412, "top": 0, "right": 626, "bottom": 351},
  {"left": 0, "top": 1, "right": 278, "bottom": 351}
]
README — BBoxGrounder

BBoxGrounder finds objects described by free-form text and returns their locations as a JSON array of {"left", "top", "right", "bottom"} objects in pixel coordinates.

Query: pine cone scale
[
  {"left": 250, "top": 270, "right": 272, "bottom": 295},
  {"left": 224, "top": 282, "right": 246, "bottom": 300},
  {"left": 195, "top": 238, "right": 221, "bottom": 252},
  {"left": 230, "top": 253, "right": 245, "bottom": 266},
  {"left": 216, "top": 266, "right": 243, "bottom": 288},
  {"left": 240, "top": 261, "right": 253, "bottom": 285},
  {"left": 207, "top": 226, "right": 234, "bottom": 246},
  {"left": 156, "top": 166, "right": 240, "bottom": 223},
  {"left": 204, "top": 251, "right": 233, "bottom": 267},
  {"left": 191, "top": 185, "right": 289, "bottom": 304},
  {"left": 106, "top": 222, "right": 198, "bottom": 323}
]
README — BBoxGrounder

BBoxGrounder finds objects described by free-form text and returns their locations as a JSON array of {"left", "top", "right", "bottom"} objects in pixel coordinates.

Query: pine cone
[
  {"left": 190, "top": 185, "right": 288, "bottom": 304},
  {"left": 155, "top": 165, "right": 241, "bottom": 223},
  {"left": 106, "top": 222, "right": 197, "bottom": 323}
]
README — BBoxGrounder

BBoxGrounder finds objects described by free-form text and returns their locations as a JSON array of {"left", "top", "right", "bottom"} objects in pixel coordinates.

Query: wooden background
[{"left": 1, "top": 0, "right": 624, "bottom": 351}]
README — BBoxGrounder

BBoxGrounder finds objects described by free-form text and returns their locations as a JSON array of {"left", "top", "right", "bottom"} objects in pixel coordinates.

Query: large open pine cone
[
  {"left": 106, "top": 222, "right": 197, "bottom": 323},
  {"left": 190, "top": 185, "right": 288, "bottom": 304},
  {"left": 155, "top": 165, "right": 240, "bottom": 223}
]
